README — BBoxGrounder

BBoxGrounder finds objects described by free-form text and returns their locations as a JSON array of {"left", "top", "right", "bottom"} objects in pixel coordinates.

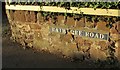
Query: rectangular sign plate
[{"left": 49, "top": 26, "right": 109, "bottom": 41}]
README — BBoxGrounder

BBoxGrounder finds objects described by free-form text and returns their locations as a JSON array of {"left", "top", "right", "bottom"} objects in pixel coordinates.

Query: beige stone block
[
  {"left": 74, "top": 51, "right": 84, "bottom": 59},
  {"left": 37, "top": 12, "right": 44, "bottom": 24},
  {"left": 66, "top": 17, "right": 75, "bottom": 27},
  {"left": 90, "top": 44, "right": 107, "bottom": 60},
  {"left": 29, "top": 24, "right": 41, "bottom": 29},
  {"left": 85, "top": 22, "right": 95, "bottom": 28},
  {"left": 27, "top": 43, "right": 33, "bottom": 48},
  {"left": 113, "top": 21, "right": 120, "bottom": 32},
  {"left": 96, "top": 21, "right": 109, "bottom": 32},
  {"left": 30, "top": 11, "right": 37, "bottom": 23},
  {"left": 84, "top": 40, "right": 93, "bottom": 47},
  {"left": 25, "top": 11, "right": 31, "bottom": 22},
  {"left": 75, "top": 18, "right": 85, "bottom": 27},
  {"left": 114, "top": 47, "right": 120, "bottom": 61},
  {"left": 62, "top": 34, "right": 73, "bottom": 43},
  {"left": 40, "top": 24, "right": 49, "bottom": 40},
  {"left": 97, "top": 41, "right": 109, "bottom": 51},
  {"left": 56, "top": 15, "right": 65, "bottom": 25},
  {"left": 67, "top": 43, "right": 78, "bottom": 52},
  {"left": 14, "top": 10, "right": 26, "bottom": 22},
  {"left": 115, "top": 40, "right": 120, "bottom": 48},
  {"left": 110, "top": 27, "right": 119, "bottom": 34},
  {"left": 79, "top": 46, "right": 90, "bottom": 52},
  {"left": 9, "top": 10, "right": 14, "bottom": 21},
  {"left": 24, "top": 25, "right": 31, "bottom": 32},
  {"left": 110, "top": 34, "right": 120, "bottom": 41},
  {"left": 75, "top": 37, "right": 84, "bottom": 46}
]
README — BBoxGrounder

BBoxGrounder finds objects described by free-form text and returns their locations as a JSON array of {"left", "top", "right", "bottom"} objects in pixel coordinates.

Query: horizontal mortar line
[{"left": 5, "top": 5, "right": 120, "bottom": 17}]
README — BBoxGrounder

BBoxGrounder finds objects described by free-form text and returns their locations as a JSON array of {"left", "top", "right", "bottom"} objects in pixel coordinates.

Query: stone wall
[{"left": 6, "top": 10, "right": 120, "bottom": 63}]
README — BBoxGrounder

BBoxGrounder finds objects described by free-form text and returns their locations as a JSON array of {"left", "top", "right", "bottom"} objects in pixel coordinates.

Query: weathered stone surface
[
  {"left": 47, "top": 17, "right": 57, "bottom": 25},
  {"left": 84, "top": 40, "right": 92, "bottom": 47},
  {"left": 79, "top": 46, "right": 90, "bottom": 52},
  {"left": 40, "top": 24, "right": 50, "bottom": 40},
  {"left": 110, "top": 27, "right": 118, "bottom": 34},
  {"left": 62, "top": 47, "right": 74, "bottom": 57},
  {"left": 115, "top": 40, "right": 120, "bottom": 48},
  {"left": 73, "top": 51, "right": 84, "bottom": 60},
  {"left": 56, "top": 15, "right": 65, "bottom": 25},
  {"left": 96, "top": 21, "right": 109, "bottom": 32},
  {"left": 110, "top": 34, "right": 120, "bottom": 41},
  {"left": 34, "top": 30, "right": 42, "bottom": 40},
  {"left": 62, "top": 33, "right": 73, "bottom": 43},
  {"left": 66, "top": 17, "right": 75, "bottom": 27},
  {"left": 75, "top": 37, "right": 84, "bottom": 46},
  {"left": 90, "top": 44, "right": 107, "bottom": 60},
  {"left": 25, "top": 11, "right": 31, "bottom": 22},
  {"left": 37, "top": 12, "right": 44, "bottom": 24},
  {"left": 27, "top": 43, "right": 33, "bottom": 48},
  {"left": 113, "top": 21, "right": 120, "bottom": 32},
  {"left": 30, "top": 11, "right": 37, "bottom": 23},
  {"left": 75, "top": 18, "right": 85, "bottom": 27},
  {"left": 9, "top": 10, "right": 14, "bottom": 21},
  {"left": 85, "top": 22, "right": 95, "bottom": 28},
  {"left": 67, "top": 42, "right": 78, "bottom": 52},
  {"left": 22, "top": 24, "right": 31, "bottom": 32},
  {"left": 114, "top": 46, "right": 120, "bottom": 61},
  {"left": 14, "top": 10, "right": 26, "bottom": 22},
  {"left": 84, "top": 51, "right": 90, "bottom": 59},
  {"left": 97, "top": 41, "right": 108, "bottom": 51},
  {"left": 25, "top": 39, "right": 33, "bottom": 43},
  {"left": 8, "top": 10, "right": 118, "bottom": 61},
  {"left": 33, "top": 38, "right": 50, "bottom": 48},
  {"left": 6, "top": 10, "right": 11, "bottom": 20},
  {"left": 29, "top": 23, "right": 41, "bottom": 29}
]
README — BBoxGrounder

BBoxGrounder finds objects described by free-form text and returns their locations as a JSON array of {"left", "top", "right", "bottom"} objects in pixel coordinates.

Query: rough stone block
[
  {"left": 85, "top": 22, "right": 95, "bottom": 28},
  {"left": 84, "top": 40, "right": 92, "bottom": 47},
  {"left": 97, "top": 41, "right": 108, "bottom": 51},
  {"left": 66, "top": 17, "right": 75, "bottom": 27},
  {"left": 40, "top": 24, "right": 50, "bottom": 40},
  {"left": 37, "top": 12, "right": 44, "bottom": 24},
  {"left": 115, "top": 40, "right": 120, "bottom": 48},
  {"left": 110, "top": 27, "right": 119, "bottom": 34},
  {"left": 75, "top": 18, "right": 85, "bottom": 27},
  {"left": 14, "top": 10, "right": 26, "bottom": 22},
  {"left": 113, "top": 21, "right": 120, "bottom": 32},
  {"left": 79, "top": 45, "right": 90, "bottom": 52},
  {"left": 114, "top": 46, "right": 120, "bottom": 61},
  {"left": 23, "top": 24, "right": 31, "bottom": 32},
  {"left": 90, "top": 44, "right": 107, "bottom": 60},
  {"left": 62, "top": 33, "right": 73, "bottom": 43},
  {"left": 75, "top": 37, "right": 84, "bottom": 46},
  {"left": 73, "top": 51, "right": 84, "bottom": 60},
  {"left": 25, "top": 11, "right": 31, "bottom": 22},
  {"left": 34, "top": 30, "right": 42, "bottom": 40},
  {"left": 96, "top": 21, "right": 109, "bottom": 32},
  {"left": 27, "top": 43, "right": 33, "bottom": 48},
  {"left": 68, "top": 43, "right": 78, "bottom": 51},
  {"left": 56, "top": 15, "right": 65, "bottom": 25},
  {"left": 9, "top": 10, "right": 14, "bottom": 21},
  {"left": 29, "top": 24, "right": 41, "bottom": 29},
  {"left": 30, "top": 11, "right": 37, "bottom": 23},
  {"left": 110, "top": 34, "right": 120, "bottom": 41}
]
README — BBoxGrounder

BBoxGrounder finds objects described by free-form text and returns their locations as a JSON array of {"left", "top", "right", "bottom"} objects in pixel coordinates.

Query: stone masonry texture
[{"left": 6, "top": 10, "right": 120, "bottom": 63}]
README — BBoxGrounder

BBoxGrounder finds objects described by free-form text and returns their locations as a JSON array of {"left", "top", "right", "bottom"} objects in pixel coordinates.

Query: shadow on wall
[
  {"left": 2, "top": 2, "right": 11, "bottom": 37},
  {"left": 2, "top": 2, "right": 9, "bottom": 25}
]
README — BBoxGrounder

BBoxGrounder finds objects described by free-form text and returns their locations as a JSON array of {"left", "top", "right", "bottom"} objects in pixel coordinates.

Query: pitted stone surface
[
  {"left": 96, "top": 21, "right": 109, "bottom": 32},
  {"left": 7, "top": 10, "right": 120, "bottom": 62}
]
